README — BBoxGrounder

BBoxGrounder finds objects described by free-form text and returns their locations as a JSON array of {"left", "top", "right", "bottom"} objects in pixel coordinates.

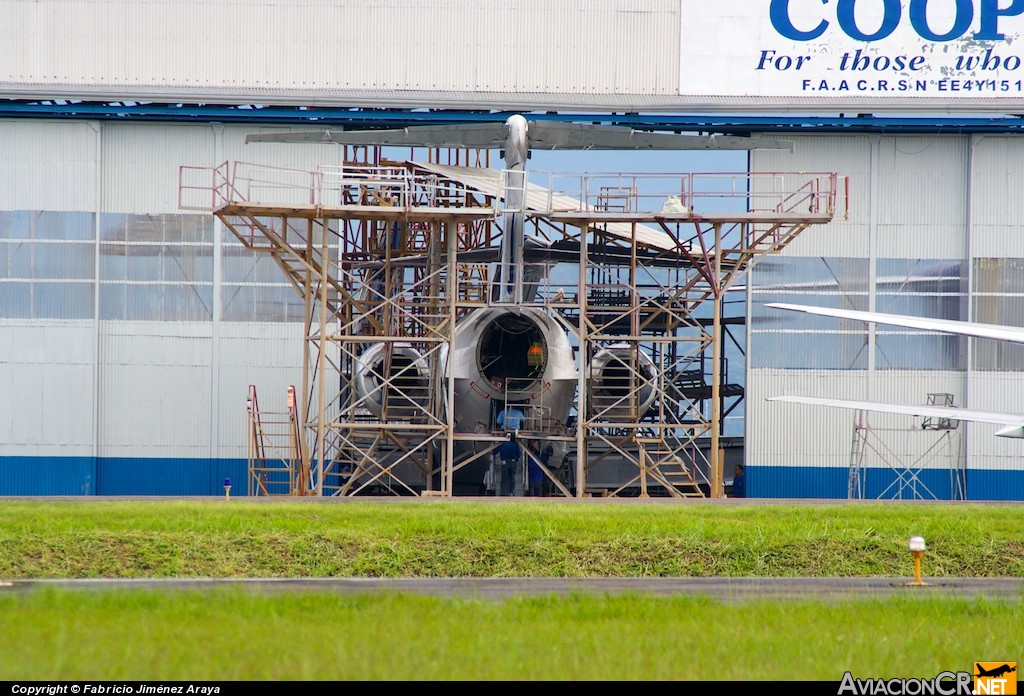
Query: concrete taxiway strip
[{"left": 3, "top": 577, "right": 1024, "bottom": 602}]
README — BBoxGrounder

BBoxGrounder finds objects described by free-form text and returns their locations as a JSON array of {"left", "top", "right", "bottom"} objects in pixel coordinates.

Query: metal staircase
[{"left": 247, "top": 385, "right": 307, "bottom": 496}]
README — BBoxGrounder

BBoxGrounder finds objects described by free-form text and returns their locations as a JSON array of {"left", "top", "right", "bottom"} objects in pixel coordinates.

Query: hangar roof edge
[{"left": 1, "top": 101, "right": 1023, "bottom": 136}]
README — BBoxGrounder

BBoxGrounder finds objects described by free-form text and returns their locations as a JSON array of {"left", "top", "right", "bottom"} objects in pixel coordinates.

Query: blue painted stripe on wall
[
  {"left": 965, "top": 469, "right": 1024, "bottom": 501},
  {"left": 97, "top": 458, "right": 250, "bottom": 496},
  {"left": 0, "top": 457, "right": 97, "bottom": 495},
  {"left": 749, "top": 466, "right": 1024, "bottom": 501},
  {"left": 0, "top": 457, "right": 249, "bottom": 497},
  {"left": 2, "top": 457, "right": 1022, "bottom": 500},
  {"left": 748, "top": 466, "right": 848, "bottom": 499}
]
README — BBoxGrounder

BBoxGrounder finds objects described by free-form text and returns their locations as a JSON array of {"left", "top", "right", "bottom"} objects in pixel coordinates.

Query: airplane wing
[
  {"left": 766, "top": 395, "right": 1024, "bottom": 438},
  {"left": 246, "top": 120, "right": 793, "bottom": 151},
  {"left": 765, "top": 303, "right": 1024, "bottom": 344},
  {"left": 246, "top": 123, "right": 508, "bottom": 148},
  {"left": 521, "top": 121, "right": 792, "bottom": 151}
]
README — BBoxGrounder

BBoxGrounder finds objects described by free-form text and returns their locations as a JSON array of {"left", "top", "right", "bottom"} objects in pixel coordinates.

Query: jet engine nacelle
[
  {"left": 447, "top": 306, "right": 577, "bottom": 434},
  {"left": 353, "top": 342, "right": 430, "bottom": 419},
  {"left": 587, "top": 344, "right": 658, "bottom": 421}
]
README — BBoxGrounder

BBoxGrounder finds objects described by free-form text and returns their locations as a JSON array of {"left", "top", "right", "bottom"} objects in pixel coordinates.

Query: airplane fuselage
[
  {"left": 497, "top": 115, "right": 530, "bottom": 303},
  {"left": 503, "top": 114, "right": 530, "bottom": 168}
]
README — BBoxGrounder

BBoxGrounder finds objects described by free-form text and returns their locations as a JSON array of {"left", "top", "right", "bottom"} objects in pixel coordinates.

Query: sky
[{"left": 525, "top": 148, "right": 748, "bottom": 174}]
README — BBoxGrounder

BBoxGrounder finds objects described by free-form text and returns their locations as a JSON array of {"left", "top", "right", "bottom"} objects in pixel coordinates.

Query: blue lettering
[
  {"left": 756, "top": 50, "right": 813, "bottom": 70},
  {"left": 909, "top": 0, "right": 973, "bottom": 40},
  {"left": 956, "top": 48, "right": 1024, "bottom": 70},
  {"left": 837, "top": 0, "right": 901, "bottom": 41},
  {"left": 977, "top": 0, "right": 1024, "bottom": 39},
  {"left": 769, "top": 0, "right": 1024, "bottom": 43},
  {"left": 770, "top": 0, "right": 827, "bottom": 40}
]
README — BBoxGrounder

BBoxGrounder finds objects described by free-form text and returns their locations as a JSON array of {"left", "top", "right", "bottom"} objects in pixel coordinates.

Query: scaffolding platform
[{"left": 180, "top": 155, "right": 844, "bottom": 499}]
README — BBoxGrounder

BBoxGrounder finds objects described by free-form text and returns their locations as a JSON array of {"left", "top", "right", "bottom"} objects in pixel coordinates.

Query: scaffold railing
[
  {"left": 179, "top": 160, "right": 502, "bottom": 213},
  {"left": 180, "top": 162, "right": 844, "bottom": 221}
]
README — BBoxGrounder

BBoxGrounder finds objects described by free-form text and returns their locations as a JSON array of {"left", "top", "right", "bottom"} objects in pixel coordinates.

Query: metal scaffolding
[
  {"left": 180, "top": 153, "right": 841, "bottom": 498},
  {"left": 847, "top": 392, "right": 968, "bottom": 501}
]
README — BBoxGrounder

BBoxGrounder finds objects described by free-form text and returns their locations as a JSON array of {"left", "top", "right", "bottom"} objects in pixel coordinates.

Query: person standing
[
  {"left": 731, "top": 464, "right": 746, "bottom": 498},
  {"left": 526, "top": 440, "right": 546, "bottom": 496},
  {"left": 497, "top": 437, "right": 521, "bottom": 496}
]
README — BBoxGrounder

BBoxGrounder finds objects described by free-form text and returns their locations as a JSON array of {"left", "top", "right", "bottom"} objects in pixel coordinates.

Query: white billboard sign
[{"left": 680, "top": 0, "right": 1024, "bottom": 102}]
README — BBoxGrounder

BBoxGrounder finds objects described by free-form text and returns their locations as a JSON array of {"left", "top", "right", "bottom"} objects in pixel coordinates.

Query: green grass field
[{"left": 1, "top": 499, "right": 1021, "bottom": 680}]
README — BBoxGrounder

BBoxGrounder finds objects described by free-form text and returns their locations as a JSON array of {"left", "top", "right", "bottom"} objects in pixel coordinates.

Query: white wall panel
[
  {"left": 749, "top": 370, "right": 861, "bottom": 470},
  {"left": 970, "top": 136, "right": 1024, "bottom": 259},
  {"left": 959, "top": 373, "right": 1024, "bottom": 464},
  {"left": 748, "top": 367, "right": 1024, "bottom": 474},
  {"left": 217, "top": 324, "right": 304, "bottom": 459},
  {"left": 221, "top": 126, "right": 344, "bottom": 173},
  {"left": 0, "top": 120, "right": 328, "bottom": 216},
  {"left": 219, "top": 126, "right": 350, "bottom": 208},
  {"left": 0, "top": 319, "right": 306, "bottom": 460},
  {"left": 0, "top": 321, "right": 94, "bottom": 456},
  {"left": 0, "top": 121, "right": 98, "bottom": 212},
  {"left": 750, "top": 369, "right": 866, "bottom": 469},
  {"left": 0, "top": 0, "right": 680, "bottom": 100},
  {"left": 0, "top": 322, "right": 95, "bottom": 456},
  {"left": 747, "top": 131, "right": 1024, "bottom": 486},
  {"left": 98, "top": 323, "right": 213, "bottom": 458},
  {"left": 101, "top": 124, "right": 218, "bottom": 214},
  {"left": 875, "top": 137, "right": 967, "bottom": 259},
  {"left": 754, "top": 134, "right": 970, "bottom": 260}
]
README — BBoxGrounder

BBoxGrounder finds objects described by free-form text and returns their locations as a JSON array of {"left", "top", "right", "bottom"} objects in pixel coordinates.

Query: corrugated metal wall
[
  {"left": 103, "top": 126, "right": 218, "bottom": 215},
  {"left": 749, "top": 134, "right": 1024, "bottom": 501},
  {"left": 0, "top": 118, "right": 311, "bottom": 494},
  {"left": 0, "top": 121, "right": 99, "bottom": 212},
  {"left": 961, "top": 374, "right": 1024, "bottom": 466},
  {"left": 5, "top": 120, "right": 1024, "bottom": 498},
  {"left": 971, "top": 136, "right": 1024, "bottom": 258},
  {"left": 99, "top": 324, "right": 215, "bottom": 459},
  {"left": 0, "top": 0, "right": 681, "bottom": 100},
  {"left": 875, "top": 137, "right": 968, "bottom": 261},
  {"left": 753, "top": 135, "right": 970, "bottom": 260},
  {"left": 1, "top": 323, "right": 96, "bottom": 456}
]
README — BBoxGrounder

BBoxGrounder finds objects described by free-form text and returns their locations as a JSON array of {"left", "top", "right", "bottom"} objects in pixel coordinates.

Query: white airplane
[
  {"left": 247, "top": 116, "right": 792, "bottom": 487},
  {"left": 765, "top": 302, "right": 1024, "bottom": 438}
]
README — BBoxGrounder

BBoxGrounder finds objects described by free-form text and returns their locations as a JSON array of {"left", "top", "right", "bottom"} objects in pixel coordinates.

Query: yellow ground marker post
[{"left": 907, "top": 535, "right": 930, "bottom": 586}]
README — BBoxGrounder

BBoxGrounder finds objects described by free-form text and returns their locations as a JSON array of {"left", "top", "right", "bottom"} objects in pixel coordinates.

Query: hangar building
[{"left": 2, "top": 0, "right": 1023, "bottom": 499}]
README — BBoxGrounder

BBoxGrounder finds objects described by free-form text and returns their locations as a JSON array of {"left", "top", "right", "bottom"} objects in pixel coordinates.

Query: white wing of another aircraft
[
  {"left": 764, "top": 302, "right": 1024, "bottom": 439},
  {"left": 765, "top": 302, "right": 1024, "bottom": 343},
  {"left": 766, "top": 395, "right": 1024, "bottom": 439}
]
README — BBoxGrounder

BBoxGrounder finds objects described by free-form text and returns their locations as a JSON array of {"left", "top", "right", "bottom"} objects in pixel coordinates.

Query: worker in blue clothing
[
  {"left": 494, "top": 405, "right": 526, "bottom": 495},
  {"left": 496, "top": 405, "right": 525, "bottom": 432},
  {"left": 731, "top": 464, "right": 746, "bottom": 498},
  {"left": 527, "top": 439, "right": 553, "bottom": 496},
  {"left": 497, "top": 437, "right": 521, "bottom": 496}
]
